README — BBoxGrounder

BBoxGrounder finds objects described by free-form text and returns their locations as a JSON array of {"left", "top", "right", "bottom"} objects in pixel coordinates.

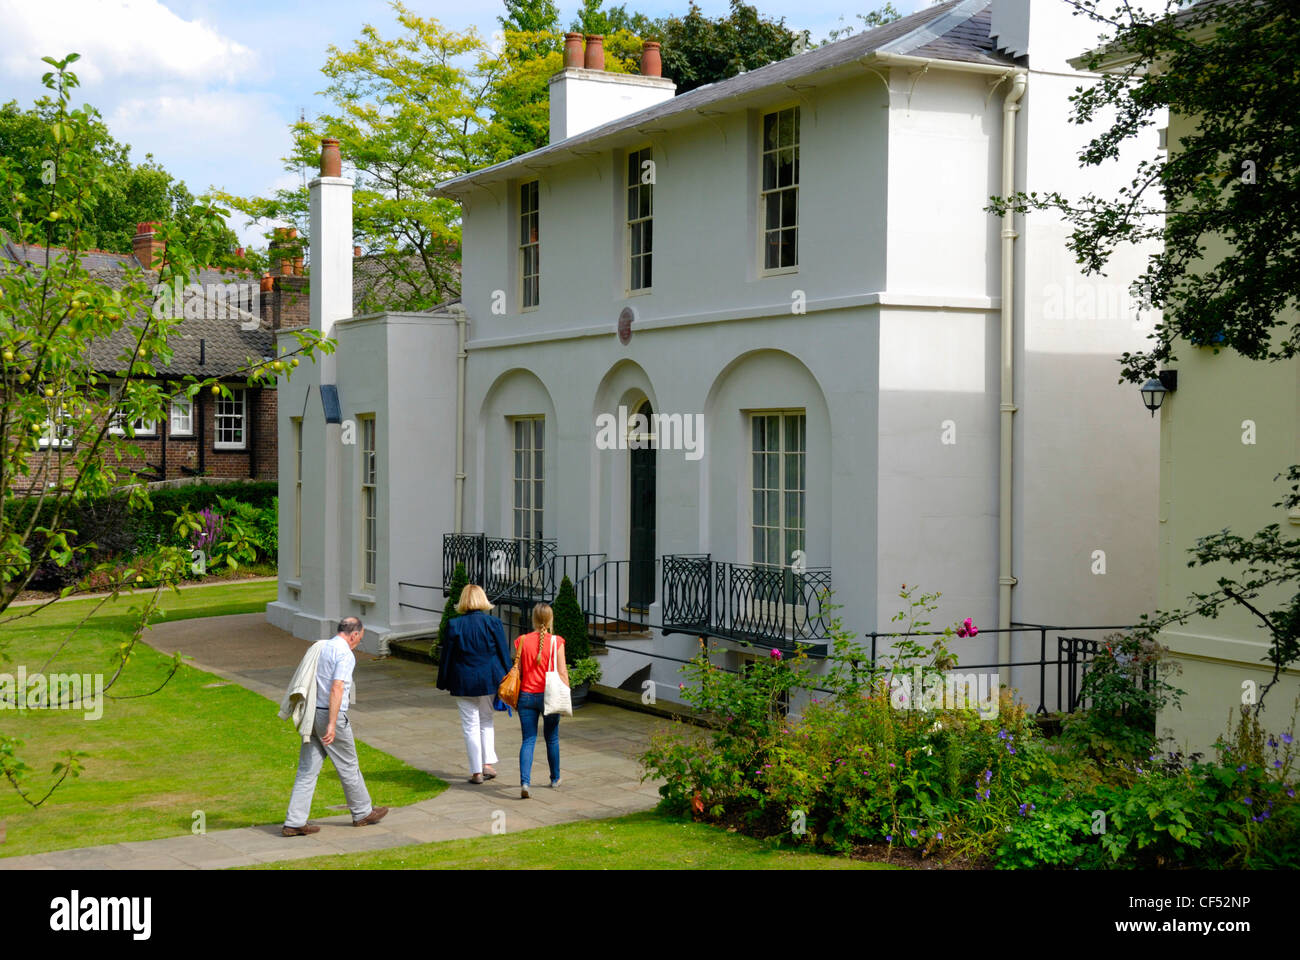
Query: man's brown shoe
[
  {"left": 353, "top": 806, "right": 389, "bottom": 827},
  {"left": 282, "top": 824, "right": 320, "bottom": 837}
]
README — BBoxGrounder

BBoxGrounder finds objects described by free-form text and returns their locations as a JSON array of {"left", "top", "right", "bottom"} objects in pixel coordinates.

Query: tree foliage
[
  {"left": 989, "top": 0, "right": 1300, "bottom": 385},
  {"left": 0, "top": 99, "right": 237, "bottom": 256},
  {"left": 0, "top": 54, "right": 329, "bottom": 805}
]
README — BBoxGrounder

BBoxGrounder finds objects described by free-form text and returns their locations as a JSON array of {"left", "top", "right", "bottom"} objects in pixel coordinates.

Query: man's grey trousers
[{"left": 285, "top": 707, "right": 374, "bottom": 827}]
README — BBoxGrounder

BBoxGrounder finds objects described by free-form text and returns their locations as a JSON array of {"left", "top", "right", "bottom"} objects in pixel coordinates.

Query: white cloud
[{"left": 0, "top": 0, "right": 256, "bottom": 87}]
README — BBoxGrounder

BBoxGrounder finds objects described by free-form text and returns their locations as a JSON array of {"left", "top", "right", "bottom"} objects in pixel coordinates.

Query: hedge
[{"left": 5, "top": 481, "right": 278, "bottom": 589}]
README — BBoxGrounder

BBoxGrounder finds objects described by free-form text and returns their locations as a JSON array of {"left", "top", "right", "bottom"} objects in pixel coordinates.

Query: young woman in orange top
[{"left": 515, "top": 603, "right": 568, "bottom": 798}]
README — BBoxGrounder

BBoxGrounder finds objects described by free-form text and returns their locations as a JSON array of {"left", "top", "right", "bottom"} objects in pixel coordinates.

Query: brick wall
[{"left": 15, "top": 384, "right": 278, "bottom": 495}]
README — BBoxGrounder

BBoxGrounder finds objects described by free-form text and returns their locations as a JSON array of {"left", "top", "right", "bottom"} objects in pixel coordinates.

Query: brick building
[{"left": 3, "top": 224, "right": 308, "bottom": 493}]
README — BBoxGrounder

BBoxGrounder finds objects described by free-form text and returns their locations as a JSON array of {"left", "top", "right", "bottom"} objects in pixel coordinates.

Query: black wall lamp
[{"left": 1140, "top": 370, "right": 1178, "bottom": 417}]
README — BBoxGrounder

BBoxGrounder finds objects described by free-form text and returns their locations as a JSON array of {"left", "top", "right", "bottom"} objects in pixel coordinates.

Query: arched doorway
[{"left": 628, "top": 399, "right": 656, "bottom": 611}]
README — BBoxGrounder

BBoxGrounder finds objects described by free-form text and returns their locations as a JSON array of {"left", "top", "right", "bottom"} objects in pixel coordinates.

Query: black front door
[{"left": 629, "top": 401, "right": 656, "bottom": 611}]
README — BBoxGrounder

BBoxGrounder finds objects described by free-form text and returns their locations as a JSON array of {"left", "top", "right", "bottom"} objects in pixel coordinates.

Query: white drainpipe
[
  {"left": 454, "top": 304, "right": 467, "bottom": 534},
  {"left": 998, "top": 72, "right": 1027, "bottom": 689}
]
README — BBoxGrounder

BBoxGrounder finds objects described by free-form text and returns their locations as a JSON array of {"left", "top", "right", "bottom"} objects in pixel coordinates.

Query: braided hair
[{"left": 532, "top": 603, "right": 555, "bottom": 666}]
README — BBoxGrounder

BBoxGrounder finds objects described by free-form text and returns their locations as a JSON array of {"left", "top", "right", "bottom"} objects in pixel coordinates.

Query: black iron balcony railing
[
  {"left": 442, "top": 533, "right": 558, "bottom": 607},
  {"left": 661, "top": 554, "right": 833, "bottom": 654}
]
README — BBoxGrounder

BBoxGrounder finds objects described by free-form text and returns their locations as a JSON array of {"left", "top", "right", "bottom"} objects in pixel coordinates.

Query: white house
[{"left": 270, "top": 0, "right": 1165, "bottom": 710}]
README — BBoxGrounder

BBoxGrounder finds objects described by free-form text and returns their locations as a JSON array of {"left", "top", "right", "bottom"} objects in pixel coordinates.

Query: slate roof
[
  {"left": 436, "top": 0, "right": 1013, "bottom": 196},
  {"left": 0, "top": 237, "right": 274, "bottom": 380}
]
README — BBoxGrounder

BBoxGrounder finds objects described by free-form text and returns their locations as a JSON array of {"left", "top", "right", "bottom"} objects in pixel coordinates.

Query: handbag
[
  {"left": 543, "top": 633, "right": 572, "bottom": 717},
  {"left": 497, "top": 641, "right": 521, "bottom": 710}
]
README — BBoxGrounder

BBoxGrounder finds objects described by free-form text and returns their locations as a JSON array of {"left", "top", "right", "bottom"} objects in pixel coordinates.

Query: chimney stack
[
  {"left": 310, "top": 137, "right": 353, "bottom": 378},
  {"left": 583, "top": 34, "right": 605, "bottom": 70},
  {"left": 548, "top": 39, "right": 676, "bottom": 144},
  {"left": 132, "top": 222, "right": 164, "bottom": 270}
]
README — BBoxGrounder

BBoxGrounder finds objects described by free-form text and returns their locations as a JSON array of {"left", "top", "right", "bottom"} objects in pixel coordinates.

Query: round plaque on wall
[{"left": 618, "top": 306, "right": 635, "bottom": 345}]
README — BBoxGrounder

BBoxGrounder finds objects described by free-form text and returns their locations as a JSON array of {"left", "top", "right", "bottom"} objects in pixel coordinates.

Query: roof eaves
[
  {"left": 875, "top": 0, "right": 992, "bottom": 56},
  {"left": 433, "top": 2, "right": 986, "bottom": 198}
]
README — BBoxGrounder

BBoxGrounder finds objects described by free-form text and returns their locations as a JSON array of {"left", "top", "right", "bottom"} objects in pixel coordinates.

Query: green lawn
[
  {"left": 248, "top": 810, "right": 899, "bottom": 870},
  {"left": 0, "top": 581, "right": 446, "bottom": 858}
]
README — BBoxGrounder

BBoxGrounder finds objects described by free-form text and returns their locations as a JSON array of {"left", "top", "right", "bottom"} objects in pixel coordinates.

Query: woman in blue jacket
[{"left": 436, "top": 583, "right": 511, "bottom": 783}]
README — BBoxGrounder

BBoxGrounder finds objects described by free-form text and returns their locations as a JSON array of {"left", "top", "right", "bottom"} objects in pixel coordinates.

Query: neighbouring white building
[{"left": 270, "top": 0, "right": 1166, "bottom": 710}]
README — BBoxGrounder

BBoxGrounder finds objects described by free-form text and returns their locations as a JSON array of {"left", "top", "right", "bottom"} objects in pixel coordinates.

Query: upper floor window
[
  {"left": 761, "top": 106, "right": 800, "bottom": 272},
  {"left": 520, "top": 180, "right": 540, "bottom": 309},
  {"left": 170, "top": 398, "right": 193, "bottom": 436},
  {"left": 627, "top": 147, "right": 653, "bottom": 292},
  {"left": 214, "top": 389, "right": 246, "bottom": 450}
]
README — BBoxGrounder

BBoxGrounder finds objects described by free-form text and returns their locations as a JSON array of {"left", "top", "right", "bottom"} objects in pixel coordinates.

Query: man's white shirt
[{"left": 316, "top": 634, "right": 356, "bottom": 712}]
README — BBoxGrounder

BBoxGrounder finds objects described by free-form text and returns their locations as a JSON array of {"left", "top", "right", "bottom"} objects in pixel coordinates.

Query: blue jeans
[{"left": 517, "top": 691, "right": 560, "bottom": 786}]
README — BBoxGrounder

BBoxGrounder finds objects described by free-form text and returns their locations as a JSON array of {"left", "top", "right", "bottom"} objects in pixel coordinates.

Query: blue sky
[{"left": 0, "top": 0, "right": 936, "bottom": 246}]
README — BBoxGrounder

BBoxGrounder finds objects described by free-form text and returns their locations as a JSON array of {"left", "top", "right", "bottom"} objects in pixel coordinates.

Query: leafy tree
[
  {"left": 570, "top": 0, "right": 655, "bottom": 37},
  {"left": 821, "top": 4, "right": 903, "bottom": 44},
  {"left": 0, "top": 100, "right": 238, "bottom": 257},
  {"left": 0, "top": 55, "right": 328, "bottom": 806},
  {"left": 988, "top": 0, "right": 1300, "bottom": 709},
  {"left": 500, "top": 0, "right": 561, "bottom": 35},
  {"left": 653, "top": 1, "right": 799, "bottom": 95},
  {"left": 552, "top": 575, "right": 589, "bottom": 661}
]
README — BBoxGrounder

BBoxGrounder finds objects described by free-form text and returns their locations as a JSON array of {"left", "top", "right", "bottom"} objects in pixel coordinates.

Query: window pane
[
  {"left": 643, "top": 253, "right": 652, "bottom": 289},
  {"left": 765, "top": 193, "right": 781, "bottom": 231},
  {"left": 782, "top": 189, "right": 798, "bottom": 228},
  {"left": 630, "top": 222, "right": 642, "bottom": 256},
  {"left": 753, "top": 490, "right": 765, "bottom": 525},
  {"left": 778, "top": 149, "right": 794, "bottom": 188},
  {"left": 642, "top": 218, "right": 652, "bottom": 254},
  {"left": 763, "top": 112, "right": 778, "bottom": 149}
]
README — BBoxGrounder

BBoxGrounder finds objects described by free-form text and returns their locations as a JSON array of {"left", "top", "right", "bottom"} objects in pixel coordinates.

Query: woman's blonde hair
[
  {"left": 531, "top": 603, "right": 554, "bottom": 665},
  {"left": 457, "top": 583, "right": 492, "bottom": 614}
]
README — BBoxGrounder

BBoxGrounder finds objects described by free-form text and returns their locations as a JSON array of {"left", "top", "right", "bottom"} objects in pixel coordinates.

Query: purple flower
[
  {"left": 936, "top": 832, "right": 943, "bottom": 840},
  {"left": 889, "top": 763, "right": 895, "bottom": 768},
  {"left": 984, "top": 769, "right": 993, "bottom": 782},
  {"left": 885, "top": 834, "right": 893, "bottom": 843},
  {"left": 1008, "top": 747, "right": 1016, "bottom": 755},
  {"left": 1288, "top": 789, "right": 1296, "bottom": 799},
  {"left": 1018, "top": 803, "right": 1028, "bottom": 816},
  {"left": 909, "top": 829, "right": 918, "bottom": 838},
  {"left": 1268, "top": 738, "right": 1278, "bottom": 749},
  {"left": 1243, "top": 797, "right": 1253, "bottom": 806},
  {"left": 998, "top": 729, "right": 1008, "bottom": 740},
  {"left": 1284, "top": 733, "right": 1294, "bottom": 745},
  {"left": 1237, "top": 764, "right": 1247, "bottom": 773},
  {"left": 1275, "top": 760, "right": 1283, "bottom": 769}
]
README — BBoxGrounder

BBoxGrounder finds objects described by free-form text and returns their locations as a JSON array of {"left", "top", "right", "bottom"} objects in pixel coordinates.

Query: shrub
[
  {"left": 437, "top": 562, "right": 468, "bottom": 660},
  {"left": 553, "top": 575, "right": 589, "bottom": 661},
  {"left": 1060, "top": 631, "right": 1185, "bottom": 765}
]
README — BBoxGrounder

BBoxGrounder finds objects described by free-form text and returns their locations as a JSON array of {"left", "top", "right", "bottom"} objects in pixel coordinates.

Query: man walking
[{"left": 282, "top": 617, "right": 388, "bottom": 836}]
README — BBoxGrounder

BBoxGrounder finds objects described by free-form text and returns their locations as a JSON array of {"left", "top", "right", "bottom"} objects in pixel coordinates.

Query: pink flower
[
  {"left": 770, "top": 648, "right": 783, "bottom": 660},
  {"left": 957, "top": 617, "right": 979, "bottom": 638}
]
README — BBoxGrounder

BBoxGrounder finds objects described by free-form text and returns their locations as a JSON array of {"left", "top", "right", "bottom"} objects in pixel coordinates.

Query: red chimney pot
[
  {"left": 641, "top": 41, "right": 662, "bottom": 78},
  {"left": 584, "top": 34, "right": 605, "bottom": 70},
  {"left": 320, "top": 137, "right": 342, "bottom": 178},
  {"left": 564, "top": 33, "right": 584, "bottom": 68}
]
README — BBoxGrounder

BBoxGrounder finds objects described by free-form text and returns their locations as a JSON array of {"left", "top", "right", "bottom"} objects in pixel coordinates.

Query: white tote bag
[{"left": 543, "top": 633, "right": 572, "bottom": 717}]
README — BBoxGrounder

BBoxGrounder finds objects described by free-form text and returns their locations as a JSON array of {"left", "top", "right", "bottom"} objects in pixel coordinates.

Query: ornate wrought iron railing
[
  {"left": 660, "top": 554, "right": 833, "bottom": 654},
  {"left": 442, "top": 533, "right": 557, "bottom": 607}
]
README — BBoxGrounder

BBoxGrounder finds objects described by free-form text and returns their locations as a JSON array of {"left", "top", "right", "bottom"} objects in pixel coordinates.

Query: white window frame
[
  {"left": 758, "top": 105, "right": 800, "bottom": 276},
  {"left": 519, "top": 180, "right": 540, "bottom": 310},
  {"left": 626, "top": 146, "right": 653, "bottom": 294},
  {"left": 213, "top": 388, "right": 247, "bottom": 450},
  {"left": 509, "top": 416, "right": 547, "bottom": 587},
  {"left": 38, "top": 410, "right": 74, "bottom": 449},
  {"left": 293, "top": 417, "right": 303, "bottom": 580},
  {"left": 359, "top": 415, "right": 377, "bottom": 592},
  {"left": 749, "top": 410, "right": 808, "bottom": 634},
  {"left": 170, "top": 397, "right": 194, "bottom": 436}
]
